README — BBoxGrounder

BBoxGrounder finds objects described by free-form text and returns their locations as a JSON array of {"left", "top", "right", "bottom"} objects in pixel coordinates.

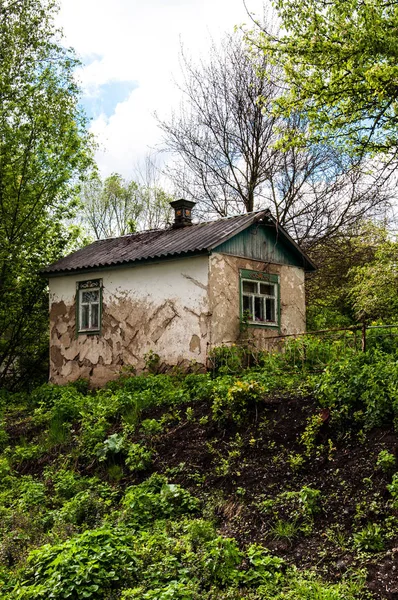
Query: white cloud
[{"left": 58, "top": 0, "right": 267, "bottom": 177}]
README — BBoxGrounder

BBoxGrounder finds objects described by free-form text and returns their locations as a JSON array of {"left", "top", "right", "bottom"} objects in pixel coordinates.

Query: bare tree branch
[{"left": 158, "top": 29, "right": 392, "bottom": 248}]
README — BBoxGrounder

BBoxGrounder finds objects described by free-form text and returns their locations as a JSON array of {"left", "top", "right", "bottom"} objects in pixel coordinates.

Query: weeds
[
  {"left": 353, "top": 523, "right": 384, "bottom": 553},
  {"left": 0, "top": 348, "right": 397, "bottom": 598}
]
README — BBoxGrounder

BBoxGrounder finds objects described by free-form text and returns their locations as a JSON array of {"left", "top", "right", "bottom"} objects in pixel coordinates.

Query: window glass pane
[
  {"left": 82, "top": 290, "right": 99, "bottom": 303},
  {"left": 260, "top": 283, "right": 274, "bottom": 296},
  {"left": 265, "top": 298, "right": 276, "bottom": 322},
  {"left": 242, "top": 280, "right": 256, "bottom": 294},
  {"left": 243, "top": 295, "right": 253, "bottom": 319},
  {"left": 254, "top": 297, "right": 264, "bottom": 321},
  {"left": 91, "top": 304, "right": 99, "bottom": 329},
  {"left": 81, "top": 304, "right": 89, "bottom": 329}
]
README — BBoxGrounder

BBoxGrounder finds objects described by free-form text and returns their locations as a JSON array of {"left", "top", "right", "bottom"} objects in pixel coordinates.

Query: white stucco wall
[{"left": 49, "top": 256, "right": 210, "bottom": 386}]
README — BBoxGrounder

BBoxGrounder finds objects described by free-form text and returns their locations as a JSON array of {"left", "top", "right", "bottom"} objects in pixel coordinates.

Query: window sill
[
  {"left": 77, "top": 329, "right": 101, "bottom": 336},
  {"left": 245, "top": 322, "right": 279, "bottom": 329}
]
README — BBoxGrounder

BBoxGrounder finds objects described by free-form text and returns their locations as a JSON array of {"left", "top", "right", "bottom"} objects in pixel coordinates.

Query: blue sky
[
  {"left": 58, "top": 0, "right": 268, "bottom": 177},
  {"left": 80, "top": 79, "right": 139, "bottom": 120}
]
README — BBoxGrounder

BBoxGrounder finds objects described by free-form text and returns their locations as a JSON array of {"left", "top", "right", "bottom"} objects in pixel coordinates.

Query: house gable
[{"left": 213, "top": 223, "right": 306, "bottom": 268}]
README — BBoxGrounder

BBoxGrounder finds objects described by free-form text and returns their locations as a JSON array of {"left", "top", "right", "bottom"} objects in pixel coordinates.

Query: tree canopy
[
  {"left": 252, "top": 0, "right": 398, "bottom": 158},
  {"left": 348, "top": 234, "right": 398, "bottom": 322},
  {"left": 0, "top": 0, "right": 92, "bottom": 388},
  {"left": 79, "top": 167, "right": 172, "bottom": 240}
]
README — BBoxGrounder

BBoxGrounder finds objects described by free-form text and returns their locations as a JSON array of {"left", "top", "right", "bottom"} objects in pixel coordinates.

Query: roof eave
[{"left": 41, "top": 248, "right": 211, "bottom": 278}]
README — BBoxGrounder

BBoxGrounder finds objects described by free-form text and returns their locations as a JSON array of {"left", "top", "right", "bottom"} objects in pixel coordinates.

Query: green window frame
[
  {"left": 76, "top": 279, "right": 102, "bottom": 335},
  {"left": 240, "top": 269, "right": 280, "bottom": 329}
]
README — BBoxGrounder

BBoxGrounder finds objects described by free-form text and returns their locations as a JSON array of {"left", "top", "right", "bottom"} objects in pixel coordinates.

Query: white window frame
[{"left": 240, "top": 270, "right": 279, "bottom": 328}]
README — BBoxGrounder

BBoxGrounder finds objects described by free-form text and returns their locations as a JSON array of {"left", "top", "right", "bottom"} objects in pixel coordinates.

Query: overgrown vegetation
[{"left": 1, "top": 338, "right": 398, "bottom": 598}]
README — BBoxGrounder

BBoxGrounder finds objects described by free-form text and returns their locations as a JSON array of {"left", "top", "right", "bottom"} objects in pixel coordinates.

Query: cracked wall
[
  {"left": 208, "top": 253, "right": 306, "bottom": 348},
  {"left": 49, "top": 256, "right": 210, "bottom": 386}
]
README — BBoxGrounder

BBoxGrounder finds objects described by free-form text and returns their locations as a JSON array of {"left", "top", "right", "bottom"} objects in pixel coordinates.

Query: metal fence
[{"left": 208, "top": 324, "right": 398, "bottom": 374}]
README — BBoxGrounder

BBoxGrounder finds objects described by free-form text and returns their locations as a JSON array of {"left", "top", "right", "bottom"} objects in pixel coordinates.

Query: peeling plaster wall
[
  {"left": 49, "top": 256, "right": 210, "bottom": 386},
  {"left": 208, "top": 253, "right": 306, "bottom": 348}
]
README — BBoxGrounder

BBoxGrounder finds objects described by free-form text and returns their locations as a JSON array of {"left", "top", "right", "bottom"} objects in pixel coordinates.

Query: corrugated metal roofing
[{"left": 42, "top": 209, "right": 316, "bottom": 275}]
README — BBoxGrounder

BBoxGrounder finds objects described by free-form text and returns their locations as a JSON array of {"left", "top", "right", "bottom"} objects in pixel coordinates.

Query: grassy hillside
[{"left": 1, "top": 341, "right": 398, "bottom": 599}]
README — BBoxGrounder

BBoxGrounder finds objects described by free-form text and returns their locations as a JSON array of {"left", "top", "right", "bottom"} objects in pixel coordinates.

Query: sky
[{"left": 57, "top": 0, "right": 267, "bottom": 178}]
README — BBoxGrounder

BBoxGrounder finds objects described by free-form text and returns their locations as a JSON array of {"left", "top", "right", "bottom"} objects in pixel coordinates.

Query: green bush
[
  {"left": 211, "top": 378, "right": 263, "bottom": 424},
  {"left": 244, "top": 544, "right": 285, "bottom": 586},
  {"left": 121, "top": 475, "right": 200, "bottom": 526},
  {"left": 32, "top": 384, "right": 86, "bottom": 420},
  {"left": 316, "top": 350, "right": 398, "bottom": 431},
  {"left": 125, "top": 443, "right": 153, "bottom": 473},
  {"left": 387, "top": 473, "right": 398, "bottom": 508},
  {"left": 140, "top": 418, "right": 163, "bottom": 437},
  {"left": 0, "top": 457, "right": 11, "bottom": 480},
  {"left": 13, "top": 528, "right": 139, "bottom": 599},
  {"left": 377, "top": 450, "right": 396, "bottom": 473},
  {"left": 49, "top": 468, "right": 86, "bottom": 502},
  {"left": 0, "top": 418, "right": 9, "bottom": 451},
  {"left": 208, "top": 345, "right": 246, "bottom": 374},
  {"left": 54, "top": 490, "right": 111, "bottom": 528},
  {"left": 9, "top": 444, "right": 45, "bottom": 465}
]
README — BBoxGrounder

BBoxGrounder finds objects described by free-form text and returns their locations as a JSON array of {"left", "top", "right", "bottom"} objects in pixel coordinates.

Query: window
[
  {"left": 77, "top": 279, "right": 102, "bottom": 334},
  {"left": 240, "top": 269, "right": 279, "bottom": 327}
]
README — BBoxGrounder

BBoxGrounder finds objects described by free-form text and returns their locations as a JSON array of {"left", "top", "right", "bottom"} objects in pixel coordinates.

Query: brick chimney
[{"left": 170, "top": 199, "right": 196, "bottom": 228}]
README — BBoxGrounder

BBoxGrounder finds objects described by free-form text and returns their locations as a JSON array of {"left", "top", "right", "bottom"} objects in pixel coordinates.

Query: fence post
[{"left": 361, "top": 322, "right": 367, "bottom": 353}]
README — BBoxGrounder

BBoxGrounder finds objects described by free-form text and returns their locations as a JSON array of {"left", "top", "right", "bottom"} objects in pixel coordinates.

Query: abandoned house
[{"left": 42, "top": 200, "right": 316, "bottom": 386}]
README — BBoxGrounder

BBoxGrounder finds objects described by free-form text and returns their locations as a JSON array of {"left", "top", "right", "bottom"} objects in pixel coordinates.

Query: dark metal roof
[{"left": 42, "top": 209, "right": 316, "bottom": 275}]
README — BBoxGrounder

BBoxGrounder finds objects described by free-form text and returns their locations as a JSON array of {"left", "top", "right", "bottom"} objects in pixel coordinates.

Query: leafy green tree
[
  {"left": 306, "top": 223, "right": 394, "bottom": 329},
  {"left": 253, "top": 0, "right": 398, "bottom": 157},
  {"left": 0, "top": 0, "right": 91, "bottom": 389},
  {"left": 81, "top": 173, "right": 142, "bottom": 239},
  {"left": 80, "top": 161, "right": 173, "bottom": 239},
  {"left": 348, "top": 235, "right": 398, "bottom": 322}
]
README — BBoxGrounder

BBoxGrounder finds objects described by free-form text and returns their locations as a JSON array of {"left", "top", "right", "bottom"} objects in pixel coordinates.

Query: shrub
[
  {"left": 208, "top": 345, "right": 246, "bottom": 375},
  {"left": 9, "top": 444, "right": 44, "bottom": 465},
  {"left": 377, "top": 449, "right": 396, "bottom": 473},
  {"left": 212, "top": 379, "right": 263, "bottom": 424},
  {"left": 54, "top": 490, "right": 110, "bottom": 528},
  {"left": 13, "top": 528, "right": 139, "bottom": 599},
  {"left": 32, "top": 384, "right": 85, "bottom": 421},
  {"left": 182, "top": 373, "right": 214, "bottom": 402},
  {"left": 126, "top": 443, "right": 153, "bottom": 472},
  {"left": 0, "top": 419, "right": 9, "bottom": 450},
  {"left": 0, "top": 457, "right": 11, "bottom": 480},
  {"left": 120, "top": 581, "right": 199, "bottom": 599},
  {"left": 140, "top": 419, "right": 163, "bottom": 437},
  {"left": 316, "top": 350, "right": 398, "bottom": 431},
  {"left": 49, "top": 469, "right": 86, "bottom": 502},
  {"left": 244, "top": 544, "right": 285, "bottom": 586},
  {"left": 387, "top": 473, "right": 398, "bottom": 508},
  {"left": 121, "top": 475, "right": 200, "bottom": 526}
]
